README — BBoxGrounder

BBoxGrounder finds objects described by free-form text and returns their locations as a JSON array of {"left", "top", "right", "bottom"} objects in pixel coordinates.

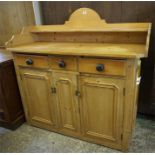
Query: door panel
[
  {"left": 53, "top": 71, "right": 80, "bottom": 134},
  {"left": 80, "top": 75, "right": 124, "bottom": 144},
  {"left": 20, "top": 69, "right": 56, "bottom": 129}
]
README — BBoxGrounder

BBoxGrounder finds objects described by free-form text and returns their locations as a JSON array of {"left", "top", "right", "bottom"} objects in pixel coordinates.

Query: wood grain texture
[
  {"left": 7, "top": 6, "right": 152, "bottom": 151},
  {"left": 31, "top": 32, "right": 147, "bottom": 44},
  {"left": 79, "top": 58, "right": 126, "bottom": 76},
  {"left": 29, "top": 24, "right": 150, "bottom": 33},
  {"left": 52, "top": 71, "right": 81, "bottom": 136},
  {"left": 12, "top": 51, "right": 139, "bottom": 151},
  {"left": 15, "top": 54, "right": 49, "bottom": 69},
  {"left": 80, "top": 75, "right": 124, "bottom": 148},
  {"left": 0, "top": 2, "right": 35, "bottom": 46},
  {"left": 40, "top": 1, "right": 155, "bottom": 115},
  {"left": 49, "top": 56, "right": 77, "bottom": 71},
  {"left": 8, "top": 42, "right": 146, "bottom": 59},
  {"left": 5, "top": 34, "right": 35, "bottom": 48},
  {"left": 122, "top": 59, "right": 138, "bottom": 151},
  {"left": 20, "top": 68, "right": 57, "bottom": 130},
  {"left": 6, "top": 8, "right": 150, "bottom": 59},
  {"left": 29, "top": 7, "right": 150, "bottom": 33}
]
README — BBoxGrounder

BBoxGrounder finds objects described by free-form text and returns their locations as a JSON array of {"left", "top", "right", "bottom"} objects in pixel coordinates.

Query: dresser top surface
[{"left": 8, "top": 42, "right": 145, "bottom": 59}]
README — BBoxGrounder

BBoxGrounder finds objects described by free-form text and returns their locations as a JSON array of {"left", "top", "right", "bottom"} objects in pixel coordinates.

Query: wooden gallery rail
[{"left": 6, "top": 8, "right": 151, "bottom": 151}]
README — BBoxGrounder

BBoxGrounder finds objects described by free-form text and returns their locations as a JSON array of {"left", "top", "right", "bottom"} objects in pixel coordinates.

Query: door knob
[
  {"left": 58, "top": 60, "right": 66, "bottom": 68},
  {"left": 96, "top": 64, "right": 104, "bottom": 72},
  {"left": 26, "top": 59, "right": 33, "bottom": 65}
]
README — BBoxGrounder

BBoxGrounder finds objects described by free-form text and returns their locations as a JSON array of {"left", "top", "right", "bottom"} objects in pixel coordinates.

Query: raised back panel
[{"left": 33, "top": 32, "right": 147, "bottom": 44}]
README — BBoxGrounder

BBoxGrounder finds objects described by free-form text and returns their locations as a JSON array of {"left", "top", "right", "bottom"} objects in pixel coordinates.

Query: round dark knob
[
  {"left": 26, "top": 59, "right": 33, "bottom": 65},
  {"left": 58, "top": 60, "right": 66, "bottom": 68},
  {"left": 96, "top": 64, "right": 104, "bottom": 72}
]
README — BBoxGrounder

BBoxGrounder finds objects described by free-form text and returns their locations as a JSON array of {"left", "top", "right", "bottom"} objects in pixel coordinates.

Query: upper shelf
[
  {"left": 6, "top": 8, "right": 152, "bottom": 59},
  {"left": 29, "top": 23, "right": 151, "bottom": 33}
]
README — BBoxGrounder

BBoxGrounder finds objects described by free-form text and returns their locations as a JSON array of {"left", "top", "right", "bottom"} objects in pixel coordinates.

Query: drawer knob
[
  {"left": 96, "top": 64, "right": 104, "bottom": 72},
  {"left": 26, "top": 59, "right": 33, "bottom": 65},
  {"left": 58, "top": 60, "right": 66, "bottom": 68}
]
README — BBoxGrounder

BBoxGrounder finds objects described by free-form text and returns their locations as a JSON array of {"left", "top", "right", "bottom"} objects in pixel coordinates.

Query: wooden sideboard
[
  {"left": 0, "top": 50, "right": 25, "bottom": 129},
  {"left": 6, "top": 8, "right": 151, "bottom": 151}
]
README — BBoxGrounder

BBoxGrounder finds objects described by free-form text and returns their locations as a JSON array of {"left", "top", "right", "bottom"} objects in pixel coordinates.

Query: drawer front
[
  {"left": 49, "top": 56, "right": 77, "bottom": 71},
  {"left": 79, "top": 58, "right": 126, "bottom": 76},
  {"left": 14, "top": 54, "right": 49, "bottom": 69}
]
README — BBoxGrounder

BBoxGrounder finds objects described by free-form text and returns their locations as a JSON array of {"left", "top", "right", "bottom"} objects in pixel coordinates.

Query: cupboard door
[
  {"left": 20, "top": 68, "right": 56, "bottom": 130},
  {"left": 52, "top": 71, "right": 80, "bottom": 135},
  {"left": 80, "top": 75, "right": 124, "bottom": 145}
]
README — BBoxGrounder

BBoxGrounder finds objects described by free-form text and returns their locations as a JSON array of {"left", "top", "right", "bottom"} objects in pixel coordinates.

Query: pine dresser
[{"left": 6, "top": 8, "right": 151, "bottom": 151}]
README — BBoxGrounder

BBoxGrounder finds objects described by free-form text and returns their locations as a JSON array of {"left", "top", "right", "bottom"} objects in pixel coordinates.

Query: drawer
[
  {"left": 14, "top": 54, "right": 49, "bottom": 69},
  {"left": 49, "top": 56, "right": 77, "bottom": 71},
  {"left": 79, "top": 58, "right": 126, "bottom": 76}
]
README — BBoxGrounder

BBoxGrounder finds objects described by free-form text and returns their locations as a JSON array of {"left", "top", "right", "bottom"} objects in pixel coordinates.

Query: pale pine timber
[{"left": 6, "top": 8, "right": 151, "bottom": 152}]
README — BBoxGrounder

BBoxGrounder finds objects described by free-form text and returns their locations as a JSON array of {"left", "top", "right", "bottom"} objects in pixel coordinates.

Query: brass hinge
[
  {"left": 51, "top": 87, "right": 56, "bottom": 93},
  {"left": 75, "top": 90, "right": 81, "bottom": 97},
  {"left": 123, "top": 88, "right": 126, "bottom": 96}
]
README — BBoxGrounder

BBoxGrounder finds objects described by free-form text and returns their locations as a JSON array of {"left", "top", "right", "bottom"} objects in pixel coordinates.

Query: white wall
[{"left": 32, "top": 1, "right": 42, "bottom": 25}]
